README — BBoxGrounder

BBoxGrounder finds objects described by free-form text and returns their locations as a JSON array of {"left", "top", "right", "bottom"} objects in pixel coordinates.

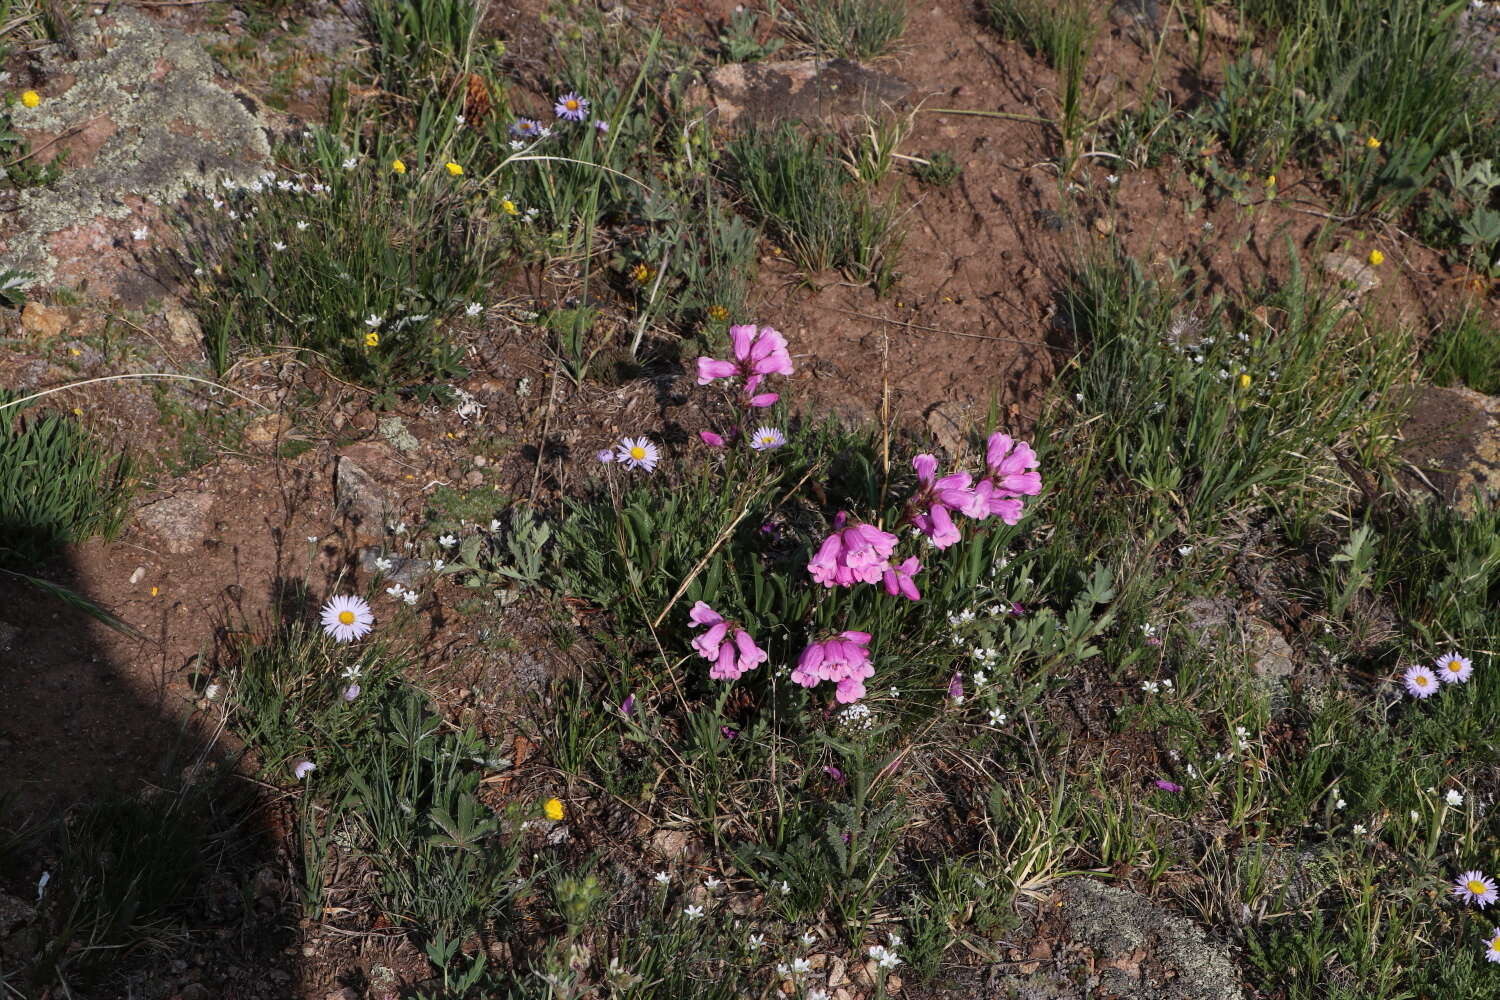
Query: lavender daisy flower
[
  {"left": 510, "top": 117, "right": 542, "bottom": 139},
  {"left": 1436, "top": 651, "right": 1473, "bottom": 684},
  {"left": 1455, "top": 871, "right": 1499, "bottom": 908},
  {"left": 593, "top": 119, "right": 609, "bottom": 133},
  {"left": 292, "top": 760, "right": 316, "bottom": 780},
  {"left": 749, "top": 426, "right": 786, "bottom": 451},
  {"left": 1403, "top": 664, "right": 1439, "bottom": 699},
  {"left": 1487, "top": 928, "right": 1500, "bottom": 964},
  {"left": 554, "top": 92, "right": 590, "bottom": 121},
  {"left": 615, "top": 436, "right": 659, "bottom": 472},
  {"left": 597, "top": 448, "right": 616, "bottom": 463},
  {"left": 342, "top": 683, "right": 361, "bottom": 702}
]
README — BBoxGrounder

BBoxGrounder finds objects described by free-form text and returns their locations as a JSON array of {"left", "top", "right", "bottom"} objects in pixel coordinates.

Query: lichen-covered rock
[
  {"left": 2, "top": 9, "right": 270, "bottom": 297},
  {"left": 1398, "top": 384, "right": 1500, "bottom": 514},
  {"left": 704, "top": 58, "right": 914, "bottom": 129},
  {"left": 1053, "top": 878, "right": 1245, "bottom": 1000}
]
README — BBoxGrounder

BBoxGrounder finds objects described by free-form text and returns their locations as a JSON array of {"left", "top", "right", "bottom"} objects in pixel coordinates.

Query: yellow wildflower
[
  {"left": 630, "top": 262, "right": 653, "bottom": 285},
  {"left": 543, "top": 797, "right": 565, "bottom": 821},
  {"left": 706, "top": 304, "right": 729, "bottom": 321},
  {"left": 1366, "top": 136, "right": 1381, "bottom": 149},
  {"left": 1265, "top": 174, "right": 1276, "bottom": 186},
  {"left": 391, "top": 158, "right": 406, "bottom": 174},
  {"left": 1368, "top": 249, "right": 1385, "bottom": 267},
  {"left": 20, "top": 90, "right": 40, "bottom": 108},
  {"left": 445, "top": 161, "right": 464, "bottom": 176},
  {"left": 1237, "top": 373, "right": 1252, "bottom": 390},
  {"left": 365, "top": 331, "right": 380, "bottom": 347},
  {"left": 500, "top": 197, "right": 519, "bottom": 216}
]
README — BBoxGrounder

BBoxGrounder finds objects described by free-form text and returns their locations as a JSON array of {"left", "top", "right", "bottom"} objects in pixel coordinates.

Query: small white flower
[
  {"left": 296, "top": 221, "right": 309, "bottom": 231},
  {"left": 988, "top": 707, "right": 1007, "bottom": 726},
  {"left": 1162, "top": 679, "right": 1174, "bottom": 689},
  {"left": 1447, "top": 789, "right": 1465, "bottom": 808},
  {"left": 36, "top": 871, "right": 49, "bottom": 901},
  {"left": 868, "top": 944, "right": 900, "bottom": 969},
  {"left": 704, "top": 877, "right": 723, "bottom": 891},
  {"left": 488, "top": 519, "right": 503, "bottom": 532},
  {"left": 889, "top": 933, "right": 903, "bottom": 947},
  {"left": 510, "top": 139, "right": 526, "bottom": 151},
  {"left": 365, "top": 314, "right": 384, "bottom": 328},
  {"left": 799, "top": 930, "right": 816, "bottom": 946},
  {"left": 1141, "top": 680, "right": 1160, "bottom": 695},
  {"left": 1177, "top": 545, "right": 1194, "bottom": 555},
  {"left": 438, "top": 534, "right": 458, "bottom": 548},
  {"left": 375, "top": 556, "right": 394, "bottom": 572},
  {"left": 293, "top": 760, "right": 316, "bottom": 779},
  {"left": 432, "top": 559, "right": 445, "bottom": 572},
  {"left": 1106, "top": 174, "right": 1119, "bottom": 185},
  {"left": 386, "top": 583, "right": 406, "bottom": 598},
  {"left": 132, "top": 227, "right": 148, "bottom": 241},
  {"left": 402, "top": 590, "right": 419, "bottom": 606},
  {"left": 653, "top": 871, "right": 670, "bottom": 885},
  {"left": 454, "top": 114, "right": 466, "bottom": 126},
  {"left": 465, "top": 302, "right": 483, "bottom": 317},
  {"left": 778, "top": 880, "right": 791, "bottom": 896},
  {"left": 307, "top": 535, "right": 319, "bottom": 543},
  {"left": 320, "top": 594, "right": 374, "bottom": 643},
  {"left": 791, "top": 958, "right": 812, "bottom": 975},
  {"left": 342, "top": 156, "right": 358, "bottom": 169},
  {"left": 748, "top": 932, "right": 765, "bottom": 950},
  {"left": 1410, "top": 809, "right": 1421, "bottom": 822},
  {"left": 203, "top": 682, "right": 221, "bottom": 700},
  {"left": 1352, "top": 823, "right": 1368, "bottom": 835},
  {"left": 1335, "top": 798, "right": 1347, "bottom": 810},
  {"left": 272, "top": 241, "right": 286, "bottom": 252},
  {"left": 683, "top": 904, "right": 704, "bottom": 921},
  {"left": 807, "top": 991, "right": 829, "bottom": 1000}
]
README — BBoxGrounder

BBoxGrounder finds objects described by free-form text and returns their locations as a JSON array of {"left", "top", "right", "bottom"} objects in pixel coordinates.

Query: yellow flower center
[
  {"left": 1417, "top": 675, "right": 1430, "bottom": 687},
  {"left": 1470, "top": 880, "right": 1489, "bottom": 895},
  {"left": 760, "top": 435, "right": 775, "bottom": 445},
  {"left": 1491, "top": 935, "right": 1500, "bottom": 950},
  {"left": 629, "top": 446, "right": 646, "bottom": 460},
  {"left": 566, "top": 99, "right": 579, "bottom": 110},
  {"left": 1447, "top": 662, "right": 1462, "bottom": 673},
  {"left": 338, "top": 610, "right": 355, "bottom": 625}
]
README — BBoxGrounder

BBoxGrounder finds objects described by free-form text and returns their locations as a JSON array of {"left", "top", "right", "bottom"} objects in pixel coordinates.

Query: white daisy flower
[
  {"left": 682, "top": 904, "right": 704, "bottom": 920},
  {"left": 615, "top": 436, "right": 659, "bottom": 471},
  {"left": 465, "top": 302, "right": 483, "bottom": 317},
  {"left": 320, "top": 594, "right": 374, "bottom": 643},
  {"left": 1447, "top": 789, "right": 1465, "bottom": 807}
]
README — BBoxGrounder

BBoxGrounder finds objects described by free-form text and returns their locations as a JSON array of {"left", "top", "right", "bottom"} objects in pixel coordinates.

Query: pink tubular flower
[
  {"left": 882, "top": 556, "right": 921, "bottom": 601},
  {"left": 907, "top": 454, "right": 979, "bottom": 548},
  {"left": 947, "top": 671, "right": 964, "bottom": 702},
  {"left": 972, "top": 433, "right": 1042, "bottom": 525},
  {"left": 1153, "top": 779, "right": 1184, "bottom": 793},
  {"left": 688, "top": 601, "right": 767, "bottom": 681},
  {"left": 699, "top": 430, "right": 726, "bottom": 448},
  {"left": 807, "top": 513, "right": 899, "bottom": 588},
  {"left": 792, "top": 631, "right": 874, "bottom": 703},
  {"left": 696, "top": 325, "right": 794, "bottom": 398}
]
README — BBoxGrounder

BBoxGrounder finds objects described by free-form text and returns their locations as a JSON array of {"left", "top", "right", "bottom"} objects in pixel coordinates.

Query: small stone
[
  {"left": 377, "top": 415, "right": 419, "bottom": 454},
  {"left": 163, "top": 302, "right": 203, "bottom": 353},
  {"left": 0, "top": 891, "right": 34, "bottom": 934},
  {"left": 244, "top": 412, "right": 290, "bottom": 447},
  {"left": 137, "top": 491, "right": 215, "bottom": 554},
  {"left": 334, "top": 456, "right": 390, "bottom": 541},
  {"left": 1093, "top": 216, "right": 1115, "bottom": 236},
  {"left": 0, "top": 620, "right": 18, "bottom": 651},
  {"left": 358, "top": 548, "right": 430, "bottom": 587},
  {"left": 472, "top": 455, "right": 487, "bottom": 467},
  {"left": 650, "top": 828, "right": 692, "bottom": 861},
  {"left": 886, "top": 974, "right": 902, "bottom": 992},
  {"left": 129, "top": 566, "right": 146, "bottom": 584},
  {"left": 925, "top": 401, "right": 971, "bottom": 458},
  {"left": 1321, "top": 251, "right": 1380, "bottom": 297},
  {"left": 464, "top": 469, "right": 484, "bottom": 486},
  {"left": 705, "top": 58, "right": 915, "bottom": 130},
  {"left": 20, "top": 301, "right": 68, "bottom": 339}
]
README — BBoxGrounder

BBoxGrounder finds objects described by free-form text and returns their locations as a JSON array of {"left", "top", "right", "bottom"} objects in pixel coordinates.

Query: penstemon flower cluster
[{"left": 683, "top": 324, "right": 1045, "bottom": 705}]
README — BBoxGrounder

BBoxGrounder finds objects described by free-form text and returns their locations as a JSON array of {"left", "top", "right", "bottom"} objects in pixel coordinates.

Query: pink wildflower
[
  {"left": 881, "top": 556, "right": 922, "bottom": 601},
  {"left": 688, "top": 601, "right": 767, "bottom": 681},
  {"left": 947, "top": 671, "right": 964, "bottom": 702},
  {"left": 907, "top": 454, "right": 979, "bottom": 548},
  {"left": 807, "top": 513, "right": 898, "bottom": 588},
  {"left": 699, "top": 430, "right": 726, "bottom": 448},
  {"left": 697, "top": 324, "right": 793, "bottom": 384},
  {"left": 792, "top": 631, "right": 875, "bottom": 703},
  {"left": 1153, "top": 779, "right": 1184, "bottom": 793},
  {"left": 972, "top": 432, "right": 1042, "bottom": 525}
]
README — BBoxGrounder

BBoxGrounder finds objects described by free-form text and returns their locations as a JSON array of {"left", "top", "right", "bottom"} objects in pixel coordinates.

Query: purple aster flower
[
  {"left": 749, "top": 426, "right": 785, "bottom": 451},
  {"left": 596, "top": 448, "right": 616, "bottom": 463},
  {"left": 823, "top": 765, "right": 846, "bottom": 784},
  {"left": 593, "top": 119, "right": 609, "bottom": 133},
  {"left": 619, "top": 693, "right": 636, "bottom": 717},
  {"left": 1403, "top": 664, "right": 1440, "bottom": 699},
  {"left": 1436, "top": 652, "right": 1474, "bottom": 684},
  {"left": 510, "top": 117, "right": 542, "bottom": 139},
  {"left": 554, "top": 92, "right": 590, "bottom": 122},
  {"left": 341, "top": 683, "right": 361, "bottom": 702},
  {"left": 292, "top": 760, "right": 316, "bottom": 780},
  {"left": 1456, "top": 871, "right": 1499, "bottom": 908}
]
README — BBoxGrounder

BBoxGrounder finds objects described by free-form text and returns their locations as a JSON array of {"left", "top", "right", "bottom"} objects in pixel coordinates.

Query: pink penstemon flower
[
  {"left": 792, "top": 631, "right": 875, "bottom": 703},
  {"left": 688, "top": 601, "right": 767, "bottom": 681},
  {"left": 697, "top": 323, "right": 794, "bottom": 421},
  {"left": 807, "top": 512, "right": 899, "bottom": 588},
  {"left": 881, "top": 556, "right": 922, "bottom": 601},
  {"left": 971, "top": 432, "right": 1042, "bottom": 525},
  {"left": 907, "top": 454, "right": 980, "bottom": 549}
]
